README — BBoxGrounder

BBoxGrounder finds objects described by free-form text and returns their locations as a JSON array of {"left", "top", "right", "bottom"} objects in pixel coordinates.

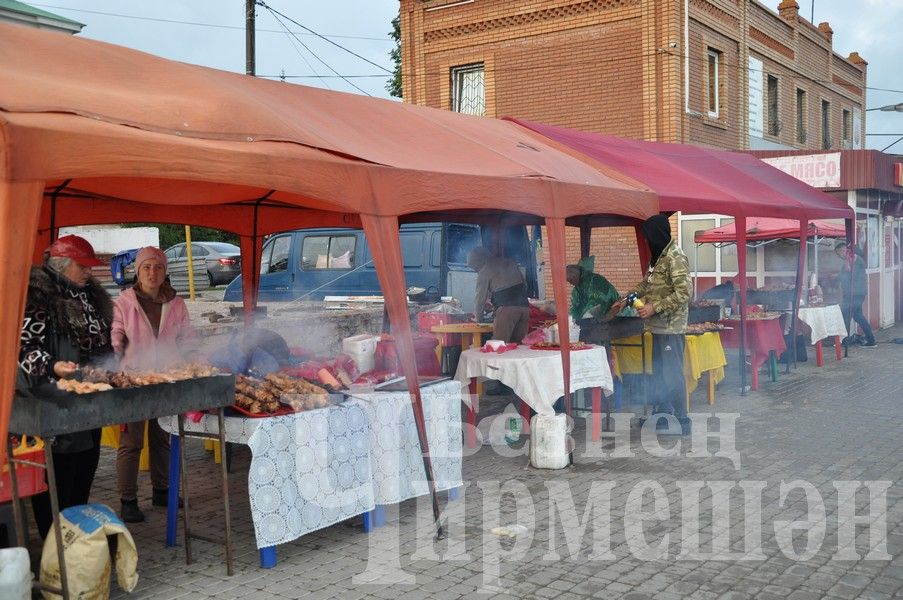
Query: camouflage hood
[{"left": 633, "top": 239, "right": 691, "bottom": 334}]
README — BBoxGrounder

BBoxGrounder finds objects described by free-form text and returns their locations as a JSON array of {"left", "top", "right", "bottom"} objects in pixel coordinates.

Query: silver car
[{"left": 164, "top": 242, "right": 241, "bottom": 288}]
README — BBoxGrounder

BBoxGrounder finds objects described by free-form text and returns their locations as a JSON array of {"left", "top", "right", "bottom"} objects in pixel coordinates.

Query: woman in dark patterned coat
[{"left": 17, "top": 235, "right": 114, "bottom": 539}]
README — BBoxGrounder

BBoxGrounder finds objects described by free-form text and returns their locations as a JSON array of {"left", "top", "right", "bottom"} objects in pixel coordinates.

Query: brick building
[{"left": 398, "top": 0, "right": 868, "bottom": 296}]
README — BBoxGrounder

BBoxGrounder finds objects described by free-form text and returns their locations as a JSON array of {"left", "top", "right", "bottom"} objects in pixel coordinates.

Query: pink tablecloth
[{"left": 719, "top": 318, "right": 786, "bottom": 356}]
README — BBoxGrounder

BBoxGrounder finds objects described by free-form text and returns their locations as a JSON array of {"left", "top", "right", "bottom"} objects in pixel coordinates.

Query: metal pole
[
  {"left": 45, "top": 441, "right": 70, "bottom": 600},
  {"left": 246, "top": 0, "right": 256, "bottom": 76},
  {"left": 184, "top": 226, "right": 195, "bottom": 301}
]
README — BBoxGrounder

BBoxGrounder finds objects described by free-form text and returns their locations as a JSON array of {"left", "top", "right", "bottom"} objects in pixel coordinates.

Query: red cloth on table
[{"left": 719, "top": 318, "right": 786, "bottom": 356}]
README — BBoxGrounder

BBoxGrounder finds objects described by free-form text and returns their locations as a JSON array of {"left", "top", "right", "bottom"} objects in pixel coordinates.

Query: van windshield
[{"left": 446, "top": 225, "right": 481, "bottom": 265}]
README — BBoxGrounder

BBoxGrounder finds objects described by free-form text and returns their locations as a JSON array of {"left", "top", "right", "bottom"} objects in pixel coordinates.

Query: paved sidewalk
[{"left": 61, "top": 327, "right": 903, "bottom": 599}]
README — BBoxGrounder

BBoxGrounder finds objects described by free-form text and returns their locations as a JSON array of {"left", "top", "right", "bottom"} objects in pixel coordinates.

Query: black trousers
[
  {"left": 841, "top": 299, "right": 875, "bottom": 345},
  {"left": 31, "top": 429, "right": 101, "bottom": 540},
  {"left": 650, "top": 333, "right": 687, "bottom": 419}
]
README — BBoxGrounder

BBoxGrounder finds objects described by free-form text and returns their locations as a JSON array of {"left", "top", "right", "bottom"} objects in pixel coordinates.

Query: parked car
[
  {"left": 164, "top": 241, "right": 241, "bottom": 288},
  {"left": 222, "top": 223, "right": 540, "bottom": 313}
]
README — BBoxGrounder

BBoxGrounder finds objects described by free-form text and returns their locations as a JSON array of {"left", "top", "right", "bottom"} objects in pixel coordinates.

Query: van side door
[{"left": 299, "top": 232, "right": 362, "bottom": 299}]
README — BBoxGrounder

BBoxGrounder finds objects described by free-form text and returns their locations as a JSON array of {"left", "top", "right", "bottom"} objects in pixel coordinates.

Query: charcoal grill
[{"left": 6, "top": 374, "right": 236, "bottom": 599}]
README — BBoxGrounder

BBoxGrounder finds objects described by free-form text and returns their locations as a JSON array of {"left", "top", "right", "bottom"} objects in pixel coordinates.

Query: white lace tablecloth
[
  {"left": 454, "top": 345, "right": 613, "bottom": 415},
  {"left": 797, "top": 305, "right": 848, "bottom": 344},
  {"left": 352, "top": 380, "right": 463, "bottom": 505},
  {"left": 159, "top": 382, "right": 463, "bottom": 549}
]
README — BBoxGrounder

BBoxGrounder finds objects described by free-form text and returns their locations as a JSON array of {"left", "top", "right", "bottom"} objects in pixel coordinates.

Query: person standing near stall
[
  {"left": 614, "top": 215, "right": 692, "bottom": 435},
  {"left": 467, "top": 247, "right": 530, "bottom": 343},
  {"left": 17, "top": 235, "right": 114, "bottom": 539},
  {"left": 112, "top": 246, "right": 194, "bottom": 522},
  {"left": 565, "top": 256, "right": 619, "bottom": 323},
  {"left": 835, "top": 240, "right": 876, "bottom": 348}
]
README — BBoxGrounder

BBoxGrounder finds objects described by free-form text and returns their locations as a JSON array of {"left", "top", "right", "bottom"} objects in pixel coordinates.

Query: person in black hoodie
[
  {"left": 17, "top": 235, "right": 114, "bottom": 539},
  {"left": 835, "top": 240, "right": 876, "bottom": 348},
  {"left": 612, "top": 215, "right": 692, "bottom": 434}
]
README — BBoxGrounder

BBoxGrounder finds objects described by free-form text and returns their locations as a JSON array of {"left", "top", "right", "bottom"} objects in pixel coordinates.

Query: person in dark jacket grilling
[
  {"left": 835, "top": 240, "right": 876, "bottom": 348},
  {"left": 467, "top": 247, "right": 530, "bottom": 343},
  {"left": 17, "top": 235, "right": 114, "bottom": 539}
]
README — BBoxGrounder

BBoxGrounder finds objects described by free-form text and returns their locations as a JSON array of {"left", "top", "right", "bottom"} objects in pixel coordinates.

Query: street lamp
[{"left": 866, "top": 103, "right": 903, "bottom": 112}]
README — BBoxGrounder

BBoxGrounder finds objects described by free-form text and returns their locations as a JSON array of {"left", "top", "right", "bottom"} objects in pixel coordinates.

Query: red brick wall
[{"left": 400, "top": 0, "right": 867, "bottom": 300}]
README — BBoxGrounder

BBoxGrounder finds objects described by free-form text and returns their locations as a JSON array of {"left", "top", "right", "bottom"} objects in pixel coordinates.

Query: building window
[
  {"left": 842, "top": 109, "right": 852, "bottom": 148},
  {"left": 821, "top": 100, "right": 831, "bottom": 149},
  {"left": 795, "top": 88, "right": 807, "bottom": 144},
  {"left": 450, "top": 63, "right": 485, "bottom": 116},
  {"left": 707, "top": 49, "right": 720, "bottom": 118},
  {"left": 766, "top": 75, "right": 780, "bottom": 136}
]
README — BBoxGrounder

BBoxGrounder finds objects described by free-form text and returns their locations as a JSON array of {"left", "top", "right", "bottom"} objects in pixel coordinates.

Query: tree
[{"left": 386, "top": 15, "right": 402, "bottom": 98}]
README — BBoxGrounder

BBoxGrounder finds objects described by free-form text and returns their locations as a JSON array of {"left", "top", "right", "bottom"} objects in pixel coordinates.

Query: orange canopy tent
[{"left": 0, "top": 22, "right": 657, "bottom": 523}]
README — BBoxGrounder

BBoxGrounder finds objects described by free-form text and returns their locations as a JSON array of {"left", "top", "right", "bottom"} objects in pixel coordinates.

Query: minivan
[{"left": 222, "top": 223, "right": 540, "bottom": 313}]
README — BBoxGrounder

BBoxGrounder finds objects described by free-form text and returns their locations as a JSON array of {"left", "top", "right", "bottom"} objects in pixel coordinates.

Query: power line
[
  {"left": 265, "top": 8, "right": 333, "bottom": 91},
  {"left": 255, "top": 1, "right": 393, "bottom": 74},
  {"left": 260, "top": 4, "right": 369, "bottom": 95},
  {"left": 30, "top": 2, "right": 393, "bottom": 42}
]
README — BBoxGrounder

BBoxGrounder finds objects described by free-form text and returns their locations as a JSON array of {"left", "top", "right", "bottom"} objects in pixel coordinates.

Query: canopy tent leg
[
  {"left": 238, "top": 234, "right": 263, "bottom": 326},
  {"left": 361, "top": 214, "right": 445, "bottom": 539},
  {"left": 736, "top": 216, "right": 748, "bottom": 396},
  {"left": 0, "top": 179, "right": 44, "bottom": 463},
  {"left": 635, "top": 223, "right": 651, "bottom": 273},
  {"left": 545, "top": 217, "right": 573, "bottom": 465},
  {"left": 843, "top": 219, "right": 856, "bottom": 359},
  {"left": 579, "top": 221, "right": 591, "bottom": 260},
  {"left": 787, "top": 220, "right": 808, "bottom": 373}
]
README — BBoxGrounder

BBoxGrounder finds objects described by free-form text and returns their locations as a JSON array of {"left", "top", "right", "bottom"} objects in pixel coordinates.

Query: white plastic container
[
  {"left": 484, "top": 339, "right": 506, "bottom": 351},
  {"left": 345, "top": 350, "right": 375, "bottom": 374},
  {"left": 0, "top": 547, "right": 32, "bottom": 600},
  {"left": 529, "top": 414, "right": 569, "bottom": 469},
  {"left": 342, "top": 335, "right": 377, "bottom": 374},
  {"left": 342, "top": 334, "right": 378, "bottom": 355}
]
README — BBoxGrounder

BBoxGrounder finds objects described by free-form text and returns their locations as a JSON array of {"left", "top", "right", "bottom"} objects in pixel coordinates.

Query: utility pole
[{"left": 245, "top": 0, "right": 255, "bottom": 76}]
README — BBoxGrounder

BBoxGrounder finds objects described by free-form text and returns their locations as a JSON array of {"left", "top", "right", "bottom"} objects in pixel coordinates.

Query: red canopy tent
[
  {"left": 0, "top": 23, "right": 658, "bottom": 534},
  {"left": 694, "top": 217, "right": 846, "bottom": 243},
  {"left": 507, "top": 118, "right": 855, "bottom": 390}
]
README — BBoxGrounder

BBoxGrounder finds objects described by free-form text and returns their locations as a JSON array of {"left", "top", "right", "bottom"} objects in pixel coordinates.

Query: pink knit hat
[{"left": 134, "top": 246, "right": 167, "bottom": 272}]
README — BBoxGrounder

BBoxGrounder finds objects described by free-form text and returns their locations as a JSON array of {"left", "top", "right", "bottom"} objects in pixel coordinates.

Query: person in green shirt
[{"left": 565, "top": 256, "right": 619, "bottom": 322}]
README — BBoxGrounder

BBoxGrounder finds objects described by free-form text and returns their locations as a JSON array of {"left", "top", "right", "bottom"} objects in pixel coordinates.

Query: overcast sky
[{"left": 33, "top": 0, "right": 903, "bottom": 151}]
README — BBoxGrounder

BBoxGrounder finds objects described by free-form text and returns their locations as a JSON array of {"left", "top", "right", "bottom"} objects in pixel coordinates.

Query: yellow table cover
[{"left": 611, "top": 331, "right": 726, "bottom": 395}]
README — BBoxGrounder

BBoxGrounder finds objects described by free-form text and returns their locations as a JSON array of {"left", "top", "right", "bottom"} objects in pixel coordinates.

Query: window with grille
[
  {"left": 795, "top": 88, "right": 807, "bottom": 144},
  {"left": 450, "top": 63, "right": 485, "bottom": 116},
  {"left": 707, "top": 49, "right": 720, "bottom": 118},
  {"left": 842, "top": 109, "right": 852, "bottom": 148},
  {"left": 767, "top": 75, "right": 780, "bottom": 136},
  {"left": 821, "top": 100, "right": 831, "bottom": 149}
]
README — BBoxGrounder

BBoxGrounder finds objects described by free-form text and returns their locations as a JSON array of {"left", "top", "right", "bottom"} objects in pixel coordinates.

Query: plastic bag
[
  {"left": 40, "top": 503, "right": 138, "bottom": 599},
  {"left": 522, "top": 328, "right": 545, "bottom": 345}
]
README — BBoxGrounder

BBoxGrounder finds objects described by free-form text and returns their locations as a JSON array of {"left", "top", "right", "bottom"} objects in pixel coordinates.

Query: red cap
[{"left": 48, "top": 235, "right": 104, "bottom": 267}]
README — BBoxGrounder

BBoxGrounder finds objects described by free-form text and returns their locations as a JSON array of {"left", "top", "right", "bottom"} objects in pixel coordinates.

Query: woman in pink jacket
[{"left": 112, "top": 246, "right": 194, "bottom": 523}]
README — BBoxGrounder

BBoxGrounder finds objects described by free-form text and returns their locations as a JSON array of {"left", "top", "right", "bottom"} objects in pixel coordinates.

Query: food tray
[{"left": 529, "top": 342, "right": 593, "bottom": 351}]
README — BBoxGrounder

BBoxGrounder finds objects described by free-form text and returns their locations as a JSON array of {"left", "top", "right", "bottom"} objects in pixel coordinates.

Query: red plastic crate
[
  {"left": 0, "top": 437, "right": 47, "bottom": 503},
  {"left": 374, "top": 334, "right": 441, "bottom": 377}
]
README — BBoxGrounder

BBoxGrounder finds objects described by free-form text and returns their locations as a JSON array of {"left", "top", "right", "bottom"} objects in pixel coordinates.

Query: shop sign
[
  {"left": 762, "top": 153, "right": 841, "bottom": 188},
  {"left": 894, "top": 163, "right": 902, "bottom": 187}
]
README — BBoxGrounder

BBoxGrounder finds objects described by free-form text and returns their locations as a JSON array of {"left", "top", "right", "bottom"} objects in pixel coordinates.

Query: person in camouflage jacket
[{"left": 615, "top": 215, "right": 692, "bottom": 434}]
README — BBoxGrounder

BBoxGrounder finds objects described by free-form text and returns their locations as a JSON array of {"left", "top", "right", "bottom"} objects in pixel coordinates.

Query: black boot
[
  {"left": 120, "top": 499, "right": 145, "bottom": 523},
  {"left": 152, "top": 488, "right": 184, "bottom": 508}
]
